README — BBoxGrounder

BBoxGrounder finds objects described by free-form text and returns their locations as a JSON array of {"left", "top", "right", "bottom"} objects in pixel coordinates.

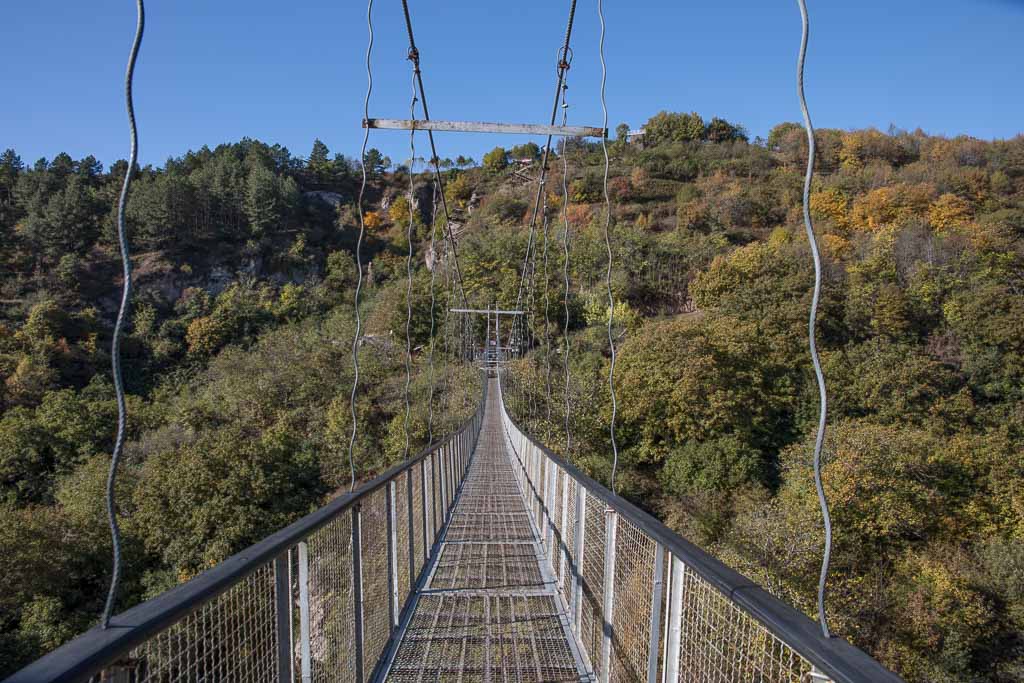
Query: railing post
[
  {"left": 571, "top": 482, "right": 586, "bottom": 633},
  {"left": 352, "top": 503, "right": 365, "bottom": 683},
  {"left": 439, "top": 446, "right": 448, "bottom": 523},
  {"left": 450, "top": 443, "right": 457, "bottom": 499},
  {"left": 298, "top": 542, "right": 312, "bottom": 683},
  {"left": 662, "top": 554, "right": 685, "bottom": 683},
  {"left": 433, "top": 451, "right": 442, "bottom": 537},
  {"left": 407, "top": 469, "right": 416, "bottom": 588},
  {"left": 274, "top": 552, "right": 293, "bottom": 683},
  {"left": 445, "top": 444, "right": 453, "bottom": 505},
  {"left": 600, "top": 509, "right": 618, "bottom": 682},
  {"left": 420, "top": 459, "right": 430, "bottom": 563},
  {"left": 647, "top": 543, "right": 666, "bottom": 683},
  {"left": 455, "top": 441, "right": 460, "bottom": 488},
  {"left": 386, "top": 480, "right": 399, "bottom": 630}
]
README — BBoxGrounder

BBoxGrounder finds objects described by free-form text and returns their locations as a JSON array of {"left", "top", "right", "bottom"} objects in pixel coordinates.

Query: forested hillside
[{"left": 2, "top": 115, "right": 1023, "bottom": 681}]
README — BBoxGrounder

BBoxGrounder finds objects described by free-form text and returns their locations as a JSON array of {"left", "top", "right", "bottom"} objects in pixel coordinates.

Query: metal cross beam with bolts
[{"left": 364, "top": 118, "right": 606, "bottom": 138}]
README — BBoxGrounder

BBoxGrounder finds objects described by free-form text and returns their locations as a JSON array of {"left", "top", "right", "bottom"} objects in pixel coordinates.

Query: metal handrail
[
  {"left": 5, "top": 374, "right": 489, "bottom": 683},
  {"left": 496, "top": 374, "right": 903, "bottom": 683}
]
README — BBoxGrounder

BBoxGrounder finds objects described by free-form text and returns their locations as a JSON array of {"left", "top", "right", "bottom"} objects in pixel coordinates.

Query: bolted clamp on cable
[
  {"left": 557, "top": 46, "right": 573, "bottom": 74},
  {"left": 407, "top": 46, "right": 421, "bottom": 73}
]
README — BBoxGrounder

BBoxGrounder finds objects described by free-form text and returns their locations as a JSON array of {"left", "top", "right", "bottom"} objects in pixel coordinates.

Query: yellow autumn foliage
[
  {"left": 363, "top": 210, "right": 383, "bottom": 229},
  {"left": 185, "top": 315, "right": 230, "bottom": 355},
  {"left": 808, "top": 187, "right": 851, "bottom": 231},
  {"left": 388, "top": 195, "right": 411, "bottom": 225},
  {"left": 819, "top": 233, "right": 853, "bottom": 259},
  {"left": 850, "top": 182, "right": 936, "bottom": 231},
  {"left": 928, "top": 193, "right": 973, "bottom": 232}
]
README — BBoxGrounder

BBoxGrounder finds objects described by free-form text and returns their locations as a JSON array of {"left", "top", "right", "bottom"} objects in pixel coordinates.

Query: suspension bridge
[
  {"left": 6, "top": 373, "right": 899, "bottom": 682},
  {"left": 5, "top": 0, "right": 910, "bottom": 680}
]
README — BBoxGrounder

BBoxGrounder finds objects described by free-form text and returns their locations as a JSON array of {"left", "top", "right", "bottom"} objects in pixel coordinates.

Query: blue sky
[{"left": 2, "top": 0, "right": 1022, "bottom": 170}]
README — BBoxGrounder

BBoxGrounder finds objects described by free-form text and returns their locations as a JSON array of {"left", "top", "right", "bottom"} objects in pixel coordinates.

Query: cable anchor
[
  {"left": 557, "top": 46, "right": 573, "bottom": 74},
  {"left": 406, "top": 46, "right": 421, "bottom": 72}
]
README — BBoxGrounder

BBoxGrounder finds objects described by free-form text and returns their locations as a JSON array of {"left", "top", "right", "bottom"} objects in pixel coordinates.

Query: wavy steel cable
[
  {"left": 441, "top": 235, "right": 454, "bottom": 426},
  {"left": 426, "top": 179, "right": 439, "bottom": 442},
  {"left": 559, "top": 84, "right": 573, "bottom": 458},
  {"left": 102, "top": 0, "right": 144, "bottom": 630},
  {"left": 797, "top": 0, "right": 833, "bottom": 640},
  {"left": 597, "top": 0, "right": 620, "bottom": 494},
  {"left": 402, "top": 71, "right": 417, "bottom": 460},
  {"left": 347, "top": 0, "right": 374, "bottom": 492},
  {"left": 525, "top": 256, "right": 539, "bottom": 423}
]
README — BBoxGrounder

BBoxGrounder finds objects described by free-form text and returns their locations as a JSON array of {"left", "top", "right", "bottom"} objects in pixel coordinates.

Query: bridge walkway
[{"left": 382, "top": 378, "right": 592, "bottom": 681}]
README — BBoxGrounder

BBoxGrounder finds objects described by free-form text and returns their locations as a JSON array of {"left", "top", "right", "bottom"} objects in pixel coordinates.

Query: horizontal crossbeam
[
  {"left": 450, "top": 308, "right": 525, "bottom": 315},
  {"left": 364, "top": 118, "right": 606, "bottom": 138}
]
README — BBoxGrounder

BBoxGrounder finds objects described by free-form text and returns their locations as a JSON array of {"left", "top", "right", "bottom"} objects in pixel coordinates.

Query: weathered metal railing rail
[
  {"left": 496, "top": 376, "right": 902, "bottom": 683},
  {"left": 5, "top": 380, "right": 488, "bottom": 683}
]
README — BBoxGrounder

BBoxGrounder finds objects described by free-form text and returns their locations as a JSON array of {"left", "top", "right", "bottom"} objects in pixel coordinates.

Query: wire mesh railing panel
[
  {"left": 433, "top": 453, "right": 444, "bottom": 539},
  {"left": 494, "top": 374, "right": 900, "bottom": 683},
  {"left": 559, "top": 474, "right": 577, "bottom": 606},
  {"left": 535, "top": 452, "right": 547, "bottom": 529},
  {"left": 306, "top": 509, "right": 357, "bottom": 683},
  {"left": 424, "top": 456, "right": 436, "bottom": 552},
  {"left": 548, "top": 466, "right": 564, "bottom": 566},
  {"left": 359, "top": 488, "right": 391, "bottom": 682},
  {"left": 95, "top": 562, "right": 279, "bottom": 683},
  {"left": 394, "top": 472, "right": 412, "bottom": 609},
  {"left": 677, "top": 569, "right": 813, "bottom": 683},
  {"left": 20, "top": 379, "right": 490, "bottom": 683},
  {"left": 580, "top": 490, "right": 608, "bottom": 677},
  {"left": 610, "top": 516, "right": 658, "bottom": 683},
  {"left": 411, "top": 461, "right": 425, "bottom": 578}
]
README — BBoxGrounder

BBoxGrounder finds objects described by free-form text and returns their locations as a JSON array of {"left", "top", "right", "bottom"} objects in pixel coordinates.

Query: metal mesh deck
[{"left": 385, "top": 380, "right": 589, "bottom": 681}]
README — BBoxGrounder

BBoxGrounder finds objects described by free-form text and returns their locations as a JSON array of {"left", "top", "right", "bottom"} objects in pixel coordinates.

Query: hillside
[{"left": 1, "top": 117, "right": 1023, "bottom": 681}]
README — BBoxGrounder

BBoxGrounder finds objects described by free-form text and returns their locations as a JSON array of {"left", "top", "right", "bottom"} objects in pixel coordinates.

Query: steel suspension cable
[
  {"left": 347, "top": 0, "right": 375, "bottom": 492},
  {"left": 399, "top": 0, "right": 468, "bottom": 307},
  {"left": 597, "top": 0, "right": 620, "bottom": 494},
  {"left": 402, "top": 72, "right": 417, "bottom": 461},
  {"left": 797, "top": 0, "right": 833, "bottom": 640},
  {"left": 102, "top": 0, "right": 144, "bottom": 630}
]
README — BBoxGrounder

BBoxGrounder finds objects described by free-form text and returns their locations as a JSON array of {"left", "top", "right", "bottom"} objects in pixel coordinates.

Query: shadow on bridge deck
[{"left": 380, "top": 378, "right": 593, "bottom": 682}]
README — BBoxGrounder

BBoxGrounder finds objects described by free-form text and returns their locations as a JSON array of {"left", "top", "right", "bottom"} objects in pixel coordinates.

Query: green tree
[
  {"left": 705, "top": 117, "right": 748, "bottom": 143},
  {"left": 307, "top": 138, "right": 331, "bottom": 183},
  {"left": 509, "top": 142, "right": 541, "bottom": 161},
  {"left": 766, "top": 122, "right": 803, "bottom": 150},
  {"left": 482, "top": 146, "right": 509, "bottom": 172},
  {"left": 643, "top": 111, "right": 706, "bottom": 145},
  {"left": 244, "top": 162, "right": 297, "bottom": 237},
  {"left": 0, "top": 148, "right": 22, "bottom": 210},
  {"left": 363, "top": 148, "right": 386, "bottom": 176}
]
